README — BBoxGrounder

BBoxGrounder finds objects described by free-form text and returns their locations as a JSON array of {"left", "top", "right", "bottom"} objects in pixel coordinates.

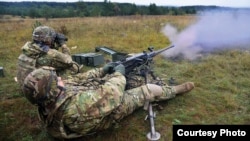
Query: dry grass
[{"left": 0, "top": 15, "right": 249, "bottom": 141}]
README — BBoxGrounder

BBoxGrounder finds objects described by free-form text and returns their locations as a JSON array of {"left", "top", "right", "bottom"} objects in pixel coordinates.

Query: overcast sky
[{"left": 2, "top": 0, "right": 250, "bottom": 8}]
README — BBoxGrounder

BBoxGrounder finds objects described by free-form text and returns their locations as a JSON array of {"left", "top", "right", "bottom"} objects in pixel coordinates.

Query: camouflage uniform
[
  {"left": 16, "top": 26, "right": 78, "bottom": 88},
  {"left": 16, "top": 41, "right": 73, "bottom": 87},
  {"left": 23, "top": 67, "right": 194, "bottom": 139}
]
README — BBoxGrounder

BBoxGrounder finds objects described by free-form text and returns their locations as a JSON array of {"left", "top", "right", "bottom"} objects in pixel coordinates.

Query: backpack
[{"left": 16, "top": 42, "right": 43, "bottom": 87}]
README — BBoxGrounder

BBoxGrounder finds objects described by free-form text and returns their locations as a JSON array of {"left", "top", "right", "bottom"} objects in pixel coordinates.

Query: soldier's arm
[
  {"left": 85, "top": 72, "right": 126, "bottom": 116},
  {"left": 100, "top": 72, "right": 126, "bottom": 104},
  {"left": 103, "top": 72, "right": 126, "bottom": 93},
  {"left": 47, "top": 49, "right": 76, "bottom": 69},
  {"left": 61, "top": 44, "right": 71, "bottom": 55},
  {"left": 68, "top": 67, "right": 105, "bottom": 82}
]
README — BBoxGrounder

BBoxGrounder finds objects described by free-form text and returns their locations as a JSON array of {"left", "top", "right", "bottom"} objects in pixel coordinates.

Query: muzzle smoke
[{"left": 162, "top": 9, "right": 250, "bottom": 60}]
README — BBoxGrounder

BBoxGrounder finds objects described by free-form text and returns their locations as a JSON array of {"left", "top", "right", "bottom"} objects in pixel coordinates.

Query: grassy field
[{"left": 0, "top": 15, "right": 249, "bottom": 141}]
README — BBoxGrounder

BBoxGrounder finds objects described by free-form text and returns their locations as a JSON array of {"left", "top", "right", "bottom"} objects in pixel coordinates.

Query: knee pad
[{"left": 141, "top": 84, "right": 163, "bottom": 100}]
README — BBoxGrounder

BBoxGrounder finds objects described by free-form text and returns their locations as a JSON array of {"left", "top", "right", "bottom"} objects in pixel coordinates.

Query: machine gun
[
  {"left": 106, "top": 45, "right": 174, "bottom": 90},
  {"left": 108, "top": 45, "right": 174, "bottom": 141}
]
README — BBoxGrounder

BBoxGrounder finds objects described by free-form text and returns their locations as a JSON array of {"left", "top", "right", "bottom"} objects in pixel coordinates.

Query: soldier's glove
[
  {"left": 61, "top": 44, "right": 71, "bottom": 55},
  {"left": 103, "top": 63, "right": 116, "bottom": 74},
  {"left": 55, "top": 33, "right": 68, "bottom": 46},
  {"left": 71, "top": 61, "right": 81, "bottom": 74},
  {"left": 114, "top": 64, "right": 125, "bottom": 75}
]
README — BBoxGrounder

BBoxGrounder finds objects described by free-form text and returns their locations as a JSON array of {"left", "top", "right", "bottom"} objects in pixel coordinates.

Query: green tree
[
  {"left": 76, "top": 1, "right": 87, "bottom": 17},
  {"left": 28, "top": 7, "right": 39, "bottom": 18},
  {"left": 102, "top": 0, "right": 115, "bottom": 16},
  {"left": 149, "top": 3, "right": 160, "bottom": 15},
  {"left": 41, "top": 4, "right": 51, "bottom": 19},
  {"left": 89, "top": 5, "right": 102, "bottom": 16},
  {"left": 113, "top": 3, "right": 120, "bottom": 15}
]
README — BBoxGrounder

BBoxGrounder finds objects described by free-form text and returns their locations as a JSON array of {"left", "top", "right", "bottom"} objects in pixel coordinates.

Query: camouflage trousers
[
  {"left": 45, "top": 83, "right": 177, "bottom": 139},
  {"left": 111, "top": 84, "right": 176, "bottom": 121}
]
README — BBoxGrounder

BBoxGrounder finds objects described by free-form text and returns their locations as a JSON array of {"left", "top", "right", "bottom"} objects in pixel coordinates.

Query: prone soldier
[{"left": 22, "top": 63, "right": 194, "bottom": 139}]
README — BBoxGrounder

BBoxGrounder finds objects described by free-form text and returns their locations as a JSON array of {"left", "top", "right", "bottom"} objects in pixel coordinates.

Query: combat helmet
[
  {"left": 32, "top": 26, "right": 57, "bottom": 45},
  {"left": 23, "top": 67, "right": 60, "bottom": 106}
]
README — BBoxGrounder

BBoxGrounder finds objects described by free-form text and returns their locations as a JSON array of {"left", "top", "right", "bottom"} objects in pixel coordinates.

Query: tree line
[{"left": 0, "top": 1, "right": 229, "bottom": 19}]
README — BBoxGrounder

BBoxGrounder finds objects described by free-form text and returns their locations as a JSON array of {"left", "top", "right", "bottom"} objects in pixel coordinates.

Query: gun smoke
[{"left": 161, "top": 9, "right": 250, "bottom": 60}]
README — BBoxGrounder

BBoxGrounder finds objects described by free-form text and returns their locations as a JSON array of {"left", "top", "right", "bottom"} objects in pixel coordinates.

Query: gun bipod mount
[{"left": 144, "top": 101, "right": 161, "bottom": 141}]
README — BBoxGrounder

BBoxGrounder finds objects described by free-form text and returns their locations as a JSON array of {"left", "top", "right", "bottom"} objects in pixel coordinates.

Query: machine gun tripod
[{"left": 144, "top": 101, "right": 161, "bottom": 141}]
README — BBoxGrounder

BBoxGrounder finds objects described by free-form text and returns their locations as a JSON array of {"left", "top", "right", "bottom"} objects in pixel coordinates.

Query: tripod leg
[{"left": 146, "top": 103, "right": 161, "bottom": 141}]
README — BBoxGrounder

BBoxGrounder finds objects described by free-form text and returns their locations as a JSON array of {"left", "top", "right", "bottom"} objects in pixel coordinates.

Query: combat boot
[{"left": 174, "top": 82, "right": 194, "bottom": 94}]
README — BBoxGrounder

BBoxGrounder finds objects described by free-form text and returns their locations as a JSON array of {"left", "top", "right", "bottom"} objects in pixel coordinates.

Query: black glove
[
  {"left": 114, "top": 64, "right": 125, "bottom": 75},
  {"left": 55, "top": 33, "right": 68, "bottom": 46},
  {"left": 103, "top": 63, "right": 115, "bottom": 74}
]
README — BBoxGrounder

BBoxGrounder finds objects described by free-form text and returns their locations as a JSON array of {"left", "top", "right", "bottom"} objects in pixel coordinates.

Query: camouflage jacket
[
  {"left": 16, "top": 41, "right": 73, "bottom": 87},
  {"left": 39, "top": 68, "right": 126, "bottom": 139}
]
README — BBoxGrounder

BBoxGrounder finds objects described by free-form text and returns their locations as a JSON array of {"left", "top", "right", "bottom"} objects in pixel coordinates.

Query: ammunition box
[
  {"left": 0, "top": 67, "right": 4, "bottom": 77},
  {"left": 72, "top": 53, "right": 104, "bottom": 67},
  {"left": 95, "top": 46, "right": 128, "bottom": 62},
  {"left": 112, "top": 52, "right": 127, "bottom": 62}
]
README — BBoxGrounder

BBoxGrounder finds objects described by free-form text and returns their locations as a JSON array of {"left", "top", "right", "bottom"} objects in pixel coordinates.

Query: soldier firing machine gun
[{"left": 97, "top": 45, "right": 174, "bottom": 141}]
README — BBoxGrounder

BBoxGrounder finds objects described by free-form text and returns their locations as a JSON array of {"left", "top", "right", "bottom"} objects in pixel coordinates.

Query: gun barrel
[{"left": 152, "top": 45, "right": 175, "bottom": 56}]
